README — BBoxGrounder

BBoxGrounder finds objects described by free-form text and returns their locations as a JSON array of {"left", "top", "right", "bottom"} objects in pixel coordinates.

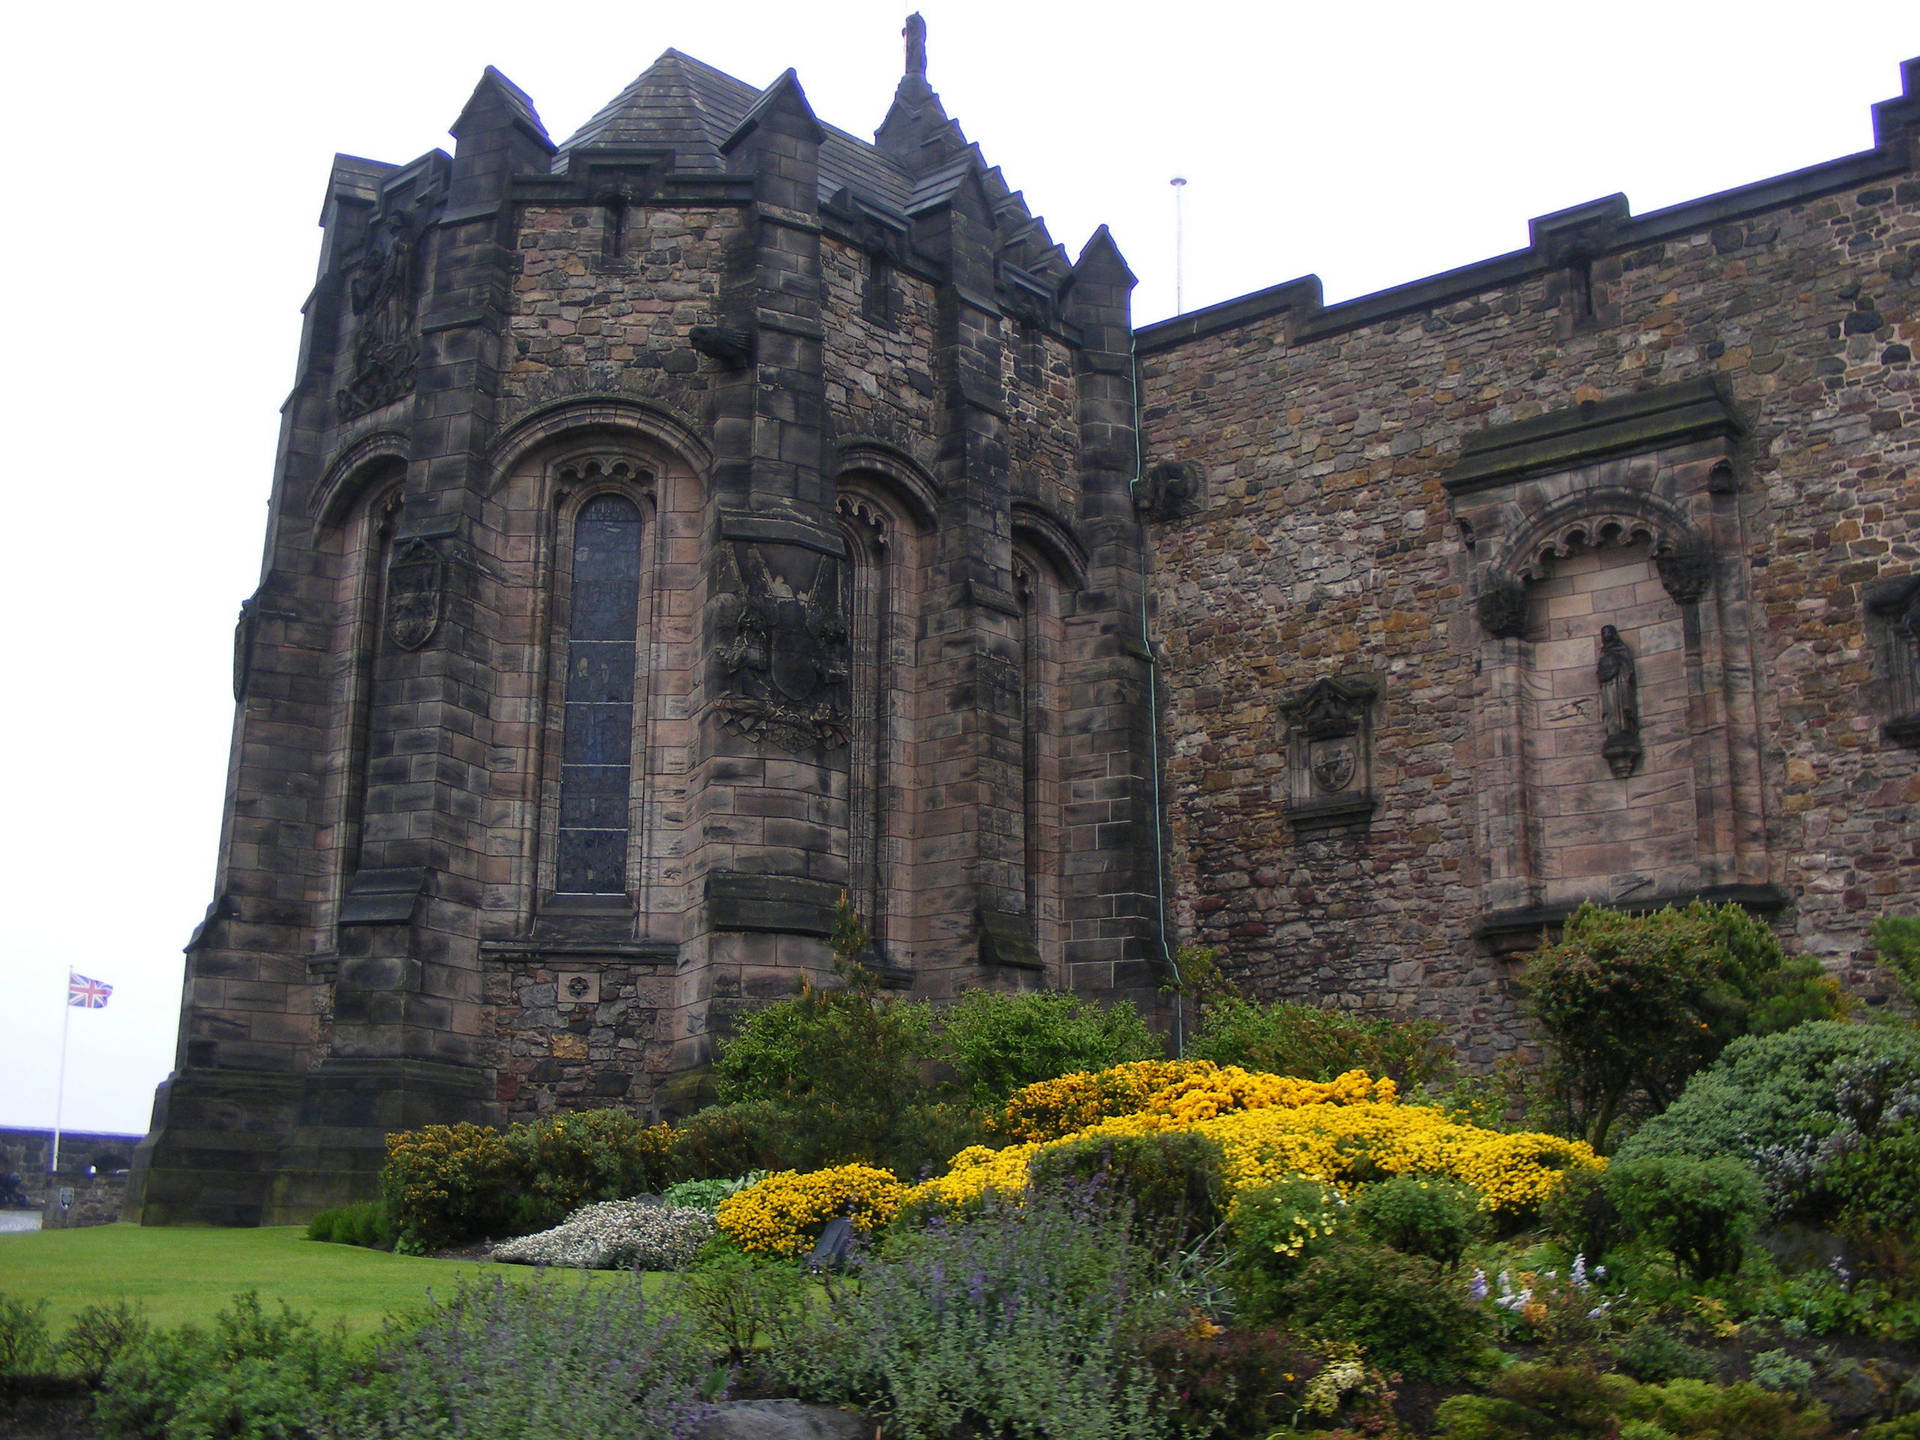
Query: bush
[
  {"left": 1226, "top": 1176, "right": 1348, "bottom": 1319},
  {"left": 1616, "top": 1021, "right": 1920, "bottom": 1220},
  {"left": 492, "top": 1200, "right": 716, "bottom": 1270},
  {"left": 666, "top": 1101, "right": 806, "bottom": 1181},
  {"left": 1277, "top": 1236, "right": 1494, "bottom": 1382},
  {"left": 1872, "top": 916, "right": 1920, "bottom": 1008},
  {"left": 939, "top": 990, "right": 1161, "bottom": 1106},
  {"left": 1138, "top": 1321, "right": 1313, "bottom": 1440},
  {"left": 1627, "top": 1376, "right": 1834, "bottom": 1438},
  {"left": 503, "top": 1109, "right": 676, "bottom": 1233},
  {"left": 381, "top": 1121, "right": 513, "bottom": 1253},
  {"left": 343, "top": 1273, "right": 712, "bottom": 1440},
  {"left": 1606, "top": 1155, "right": 1765, "bottom": 1282},
  {"left": 306, "top": 1198, "right": 394, "bottom": 1249},
  {"left": 1028, "top": 1129, "right": 1226, "bottom": 1252},
  {"left": 1352, "top": 1172, "right": 1484, "bottom": 1266},
  {"left": 95, "top": 1292, "right": 360, "bottom": 1440},
  {"left": 673, "top": 1240, "right": 813, "bottom": 1366},
  {"left": 715, "top": 1163, "right": 906, "bottom": 1257},
  {"left": 660, "top": 1172, "right": 765, "bottom": 1210},
  {"left": 1523, "top": 902, "right": 1844, "bottom": 1149},
  {"left": 772, "top": 1187, "right": 1186, "bottom": 1440},
  {"left": 0, "top": 1291, "right": 52, "bottom": 1377},
  {"left": 1436, "top": 1363, "right": 1635, "bottom": 1438},
  {"left": 711, "top": 901, "right": 949, "bottom": 1174},
  {"left": 1611, "top": 1323, "right": 1717, "bottom": 1383},
  {"left": 59, "top": 1300, "right": 150, "bottom": 1386},
  {"left": 1541, "top": 1166, "right": 1626, "bottom": 1262},
  {"left": 1188, "top": 994, "right": 1452, "bottom": 1087}
]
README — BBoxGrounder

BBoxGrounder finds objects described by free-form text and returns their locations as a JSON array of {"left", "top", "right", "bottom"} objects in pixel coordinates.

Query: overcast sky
[{"left": 1, "top": 0, "right": 1914, "bottom": 1138}]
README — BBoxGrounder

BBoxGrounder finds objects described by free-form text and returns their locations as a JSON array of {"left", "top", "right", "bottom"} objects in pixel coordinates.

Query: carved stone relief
[
  {"left": 1133, "top": 460, "right": 1202, "bottom": 522},
  {"left": 712, "top": 541, "right": 850, "bottom": 749},
  {"left": 384, "top": 538, "right": 445, "bottom": 652},
  {"left": 1475, "top": 573, "right": 1529, "bottom": 638},
  {"left": 1278, "top": 674, "right": 1380, "bottom": 830},
  {"left": 337, "top": 206, "right": 425, "bottom": 420}
]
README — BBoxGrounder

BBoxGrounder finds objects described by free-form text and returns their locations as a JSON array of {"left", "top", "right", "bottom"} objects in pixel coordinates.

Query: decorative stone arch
[
  {"left": 1011, "top": 499, "right": 1090, "bottom": 591},
  {"left": 834, "top": 439, "right": 942, "bottom": 532},
  {"left": 486, "top": 396, "right": 713, "bottom": 493},
  {"left": 832, "top": 473, "right": 932, "bottom": 974},
  {"left": 308, "top": 430, "right": 410, "bottom": 531},
  {"left": 481, "top": 419, "right": 705, "bottom": 942},
  {"left": 1445, "top": 379, "right": 1777, "bottom": 951}
]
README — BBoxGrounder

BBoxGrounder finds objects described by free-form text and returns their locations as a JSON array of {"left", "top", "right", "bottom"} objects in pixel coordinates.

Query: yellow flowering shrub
[
  {"left": 715, "top": 1162, "right": 906, "bottom": 1256},
  {"left": 991, "top": 1060, "right": 1213, "bottom": 1141},
  {"left": 381, "top": 1122, "right": 512, "bottom": 1252},
  {"left": 903, "top": 1142, "right": 1042, "bottom": 1210}
]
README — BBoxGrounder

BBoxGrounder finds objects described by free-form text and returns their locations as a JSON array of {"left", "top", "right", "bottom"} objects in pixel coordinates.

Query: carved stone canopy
[
  {"left": 1279, "top": 675, "right": 1380, "bottom": 742},
  {"left": 1654, "top": 537, "right": 1716, "bottom": 606},
  {"left": 1475, "top": 573, "right": 1529, "bottom": 639}
]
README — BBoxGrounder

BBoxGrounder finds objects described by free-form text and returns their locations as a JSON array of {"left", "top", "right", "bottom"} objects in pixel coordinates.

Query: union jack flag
[{"left": 67, "top": 973, "right": 112, "bottom": 1009}]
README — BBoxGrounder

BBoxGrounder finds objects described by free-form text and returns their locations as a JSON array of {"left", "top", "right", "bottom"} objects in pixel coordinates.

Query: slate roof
[{"left": 557, "top": 50, "right": 915, "bottom": 212}]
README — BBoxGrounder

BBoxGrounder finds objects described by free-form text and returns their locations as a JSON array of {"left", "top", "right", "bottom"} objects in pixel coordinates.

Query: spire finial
[{"left": 904, "top": 13, "right": 927, "bottom": 79}]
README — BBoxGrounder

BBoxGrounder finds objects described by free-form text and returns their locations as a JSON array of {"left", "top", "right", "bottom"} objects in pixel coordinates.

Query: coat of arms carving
[
  {"left": 385, "top": 538, "right": 445, "bottom": 652},
  {"left": 712, "top": 541, "right": 850, "bottom": 749}
]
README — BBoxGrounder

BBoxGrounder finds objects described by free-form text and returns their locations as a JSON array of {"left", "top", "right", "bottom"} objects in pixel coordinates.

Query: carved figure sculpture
[
  {"left": 904, "top": 13, "right": 928, "bottom": 77},
  {"left": 1597, "top": 624, "right": 1642, "bottom": 778}
]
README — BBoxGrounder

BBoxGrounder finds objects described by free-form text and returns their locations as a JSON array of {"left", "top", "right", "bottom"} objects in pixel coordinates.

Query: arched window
[{"left": 556, "top": 493, "right": 644, "bottom": 895}]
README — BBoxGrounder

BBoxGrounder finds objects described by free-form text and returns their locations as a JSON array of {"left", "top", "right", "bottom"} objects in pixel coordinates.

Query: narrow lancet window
[{"left": 557, "top": 494, "right": 642, "bottom": 894}]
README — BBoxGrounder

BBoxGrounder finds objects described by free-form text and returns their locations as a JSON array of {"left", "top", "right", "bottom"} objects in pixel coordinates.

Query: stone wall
[{"left": 1138, "top": 100, "right": 1920, "bottom": 1061}]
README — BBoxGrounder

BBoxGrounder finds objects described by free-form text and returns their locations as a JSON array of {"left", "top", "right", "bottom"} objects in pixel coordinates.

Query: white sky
[{"left": 1, "top": 0, "right": 1915, "bottom": 1136}]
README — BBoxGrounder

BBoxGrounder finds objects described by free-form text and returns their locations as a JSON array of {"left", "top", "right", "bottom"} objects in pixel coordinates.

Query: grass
[{"left": 0, "top": 1224, "right": 659, "bottom": 1335}]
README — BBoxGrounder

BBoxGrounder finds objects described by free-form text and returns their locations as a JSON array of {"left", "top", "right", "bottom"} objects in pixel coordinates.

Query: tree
[{"left": 1522, "top": 901, "right": 1844, "bottom": 1150}]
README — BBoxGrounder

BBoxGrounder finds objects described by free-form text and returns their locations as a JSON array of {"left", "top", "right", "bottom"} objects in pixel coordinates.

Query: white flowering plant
[{"left": 492, "top": 1200, "right": 716, "bottom": 1271}]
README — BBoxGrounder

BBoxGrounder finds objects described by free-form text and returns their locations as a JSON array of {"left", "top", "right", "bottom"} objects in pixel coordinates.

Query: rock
[{"left": 691, "top": 1399, "right": 873, "bottom": 1440}]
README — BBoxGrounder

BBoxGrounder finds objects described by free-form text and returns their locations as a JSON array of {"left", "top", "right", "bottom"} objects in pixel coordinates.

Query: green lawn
[{"left": 0, "top": 1225, "right": 652, "bottom": 1335}]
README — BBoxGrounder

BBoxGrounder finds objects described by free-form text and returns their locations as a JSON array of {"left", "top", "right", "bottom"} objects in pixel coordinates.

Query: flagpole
[{"left": 51, "top": 973, "right": 71, "bottom": 1176}]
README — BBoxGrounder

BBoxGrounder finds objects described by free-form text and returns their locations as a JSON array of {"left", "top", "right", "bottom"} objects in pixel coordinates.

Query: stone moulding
[
  {"left": 705, "top": 872, "right": 841, "bottom": 936},
  {"left": 1445, "top": 378, "right": 1743, "bottom": 496},
  {"left": 1475, "top": 883, "right": 1792, "bottom": 957}
]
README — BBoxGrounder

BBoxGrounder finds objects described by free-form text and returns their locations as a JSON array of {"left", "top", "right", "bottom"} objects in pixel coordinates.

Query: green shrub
[
  {"left": 671, "top": 1239, "right": 813, "bottom": 1366},
  {"left": 1278, "top": 1237, "right": 1494, "bottom": 1382},
  {"left": 1749, "top": 1348, "right": 1815, "bottom": 1396},
  {"left": 343, "top": 1274, "right": 712, "bottom": 1440},
  {"left": 381, "top": 1121, "right": 514, "bottom": 1253},
  {"left": 1872, "top": 916, "right": 1920, "bottom": 1008},
  {"left": 771, "top": 1188, "right": 1185, "bottom": 1440},
  {"left": 306, "top": 1198, "right": 394, "bottom": 1249},
  {"left": 1138, "top": 1322, "right": 1312, "bottom": 1440},
  {"left": 1611, "top": 1323, "right": 1717, "bottom": 1383},
  {"left": 1226, "top": 1176, "right": 1348, "bottom": 1320},
  {"left": 1523, "top": 902, "right": 1844, "bottom": 1148},
  {"left": 95, "top": 1292, "right": 360, "bottom": 1440},
  {"left": 660, "top": 1171, "right": 765, "bottom": 1210},
  {"left": 1436, "top": 1363, "right": 1636, "bottom": 1438},
  {"left": 1616, "top": 1020, "right": 1920, "bottom": 1220},
  {"left": 1606, "top": 1155, "right": 1765, "bottom": 1282},
  {"left": 1188, "top": 994, "right": 1452, "bottom": 1086},
  {"left": 1826, "top": 1115, "right": 1920, "bottom": 1239},
  {"left": 1541, "top": 1165, "right": 1626, "bottom": 1262},
  {"left": 1028, "top": 1130, "right": 1226, "bottom": 1252},
  {"left": 59, "top": 1300, "right": 150, "bottom": 1386},
  {"left": 666, "top": 1100, "right": 806, "bottom": 1181},
  {"left": 1352, "top": 1172, "right": 1483, "bottom": 1266},
  {"left": 939, "top": 990, "right": 1161, "bottom": 1106},
  {"left": 0, "top": 1291, "right": 52, "bottom": 1377},
  {"left": 503, "top": 1109, "right": 675, "bottom": 1233},
  {"left": 1627, "top": 1376, "right": 1834, "bottom": 1438},
  {"left": 1865, "top": 1414, "right": 1920, "bottom": 1440}
]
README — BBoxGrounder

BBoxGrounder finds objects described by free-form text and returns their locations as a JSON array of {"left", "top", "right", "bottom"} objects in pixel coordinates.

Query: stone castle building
[{"left": 128, "top": 24, "right": 1920, "bottom": 1223}]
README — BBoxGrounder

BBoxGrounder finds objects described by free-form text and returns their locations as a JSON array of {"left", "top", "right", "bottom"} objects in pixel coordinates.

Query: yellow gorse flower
[{"left": 719, "top": 1063, "right": 1603, "bottom": 1250}]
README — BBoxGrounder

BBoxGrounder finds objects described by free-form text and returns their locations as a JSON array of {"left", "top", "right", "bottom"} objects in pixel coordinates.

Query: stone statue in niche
[
  {"left": 1597, "top": 624, "right": 1643, "bottom": 778},
  {"left": 337, "top": 206, "right": 424, "bottom": 419},
  {"left": 713, "top": 542, "right": 851, "bottom": 748}
]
